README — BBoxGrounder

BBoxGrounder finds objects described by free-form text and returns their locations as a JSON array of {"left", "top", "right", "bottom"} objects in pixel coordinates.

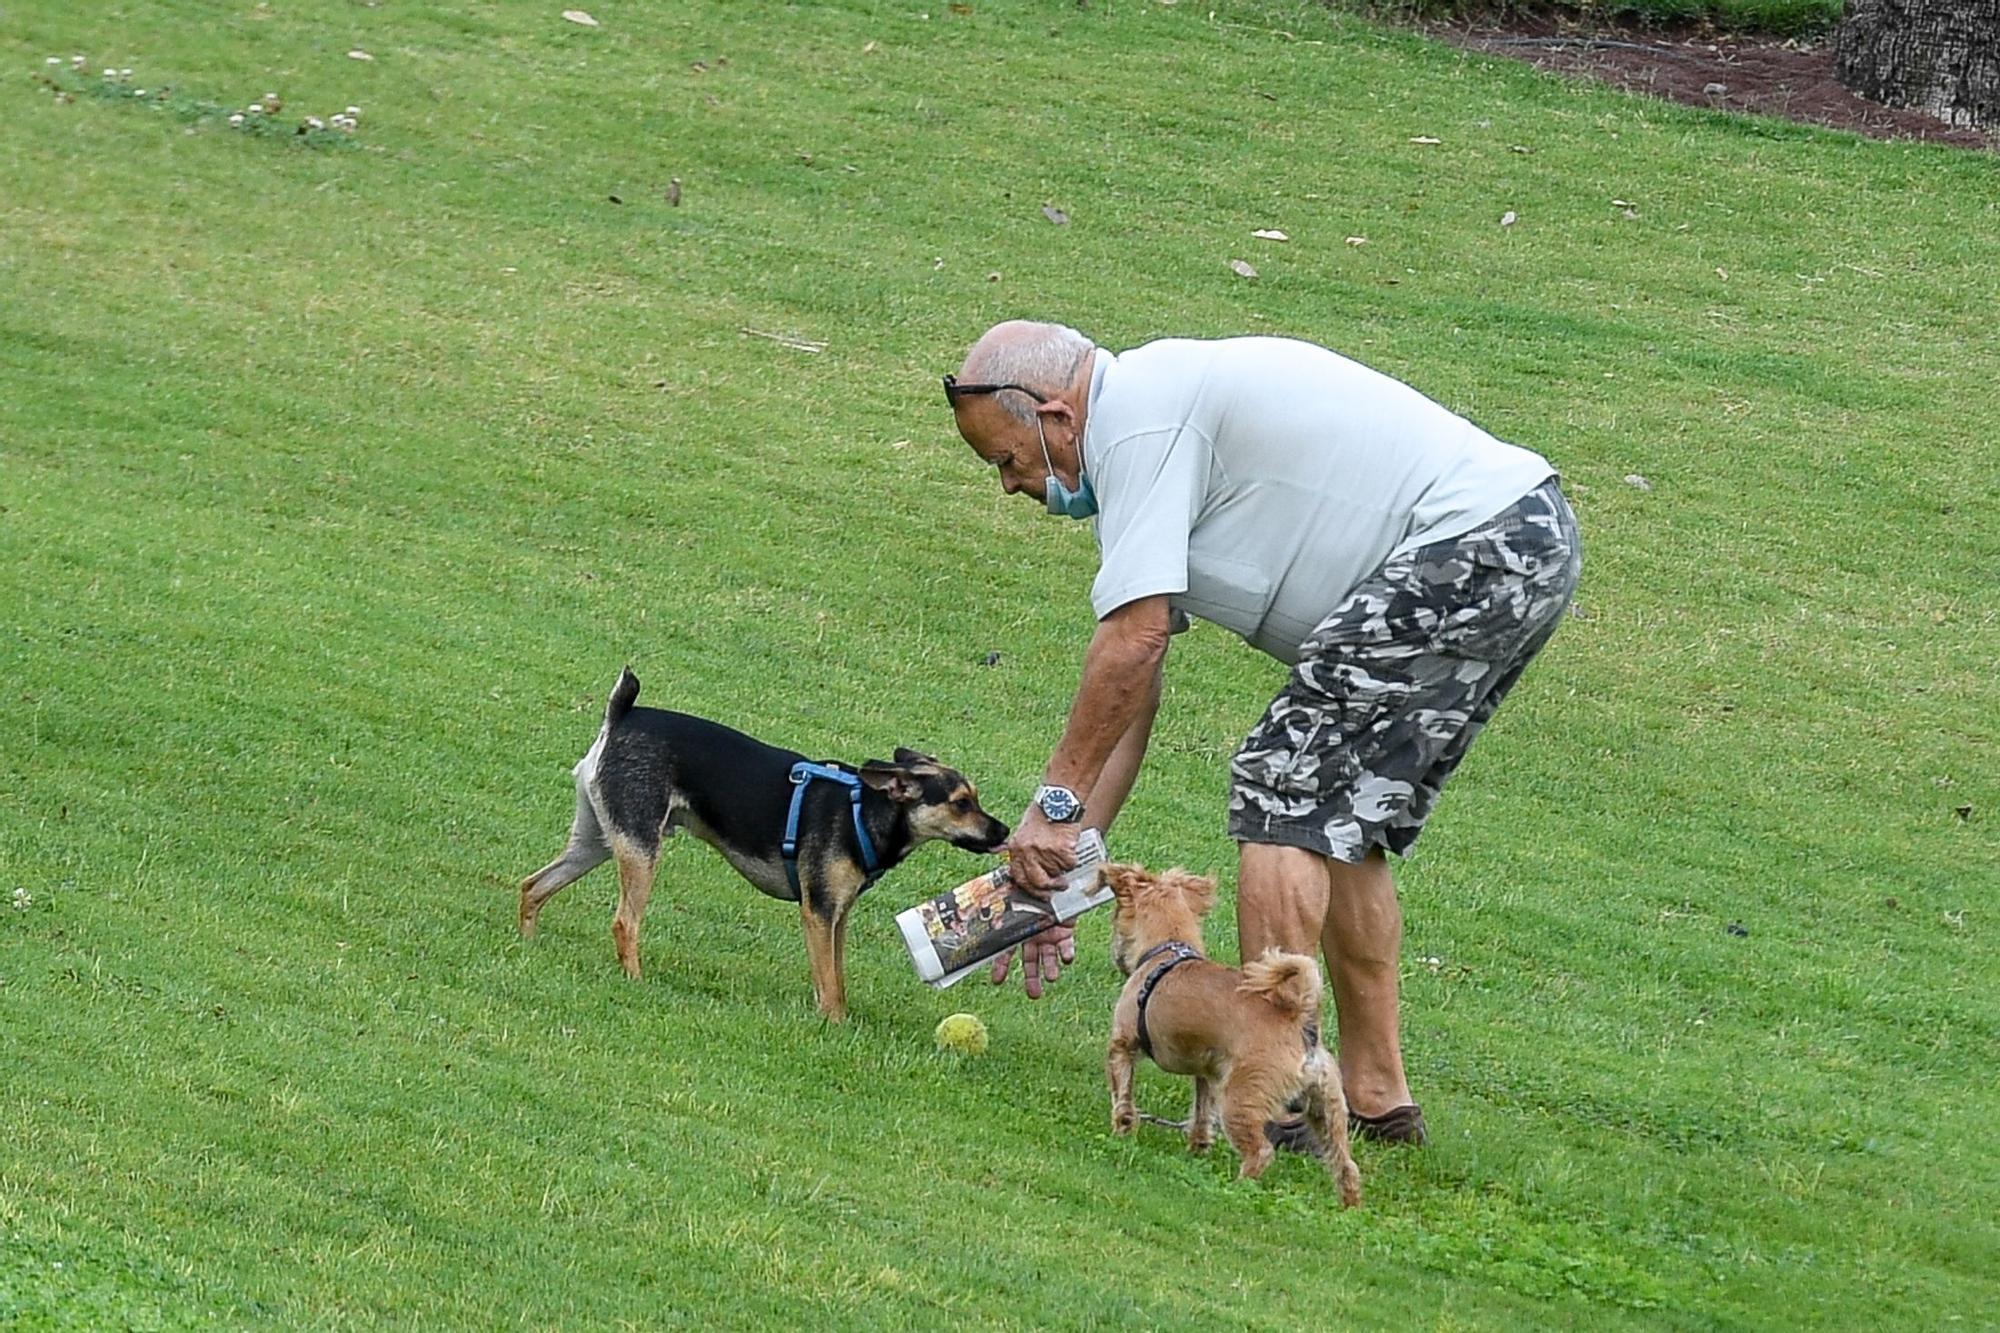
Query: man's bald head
[
  {"left": 948, "top": 320, "right": 1098, "bottom": 505},
  {"left": 958, "top": 321, "right": 1095, "bottom": 424}
]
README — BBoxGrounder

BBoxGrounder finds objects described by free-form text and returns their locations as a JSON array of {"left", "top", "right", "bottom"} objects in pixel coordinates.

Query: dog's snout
[
  {"left": 960, "top": 818, "right": 1008, "bottom": 853},
  {"left": 948, "top": 813, "right": 1008, "bottom": 854}
]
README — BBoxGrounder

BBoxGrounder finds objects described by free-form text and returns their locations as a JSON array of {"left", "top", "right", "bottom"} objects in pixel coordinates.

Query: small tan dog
[{"left": 1102, "top": 863, "right": 1361, "bottom": 1205}]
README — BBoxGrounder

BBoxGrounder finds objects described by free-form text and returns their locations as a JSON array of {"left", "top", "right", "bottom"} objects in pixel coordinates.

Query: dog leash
[
  {"left": 1133, "top": 940, "right": 1203, "bottom": 1060},
  {"left": 782, "top": 761, "right": 880, "bottom": 900}
]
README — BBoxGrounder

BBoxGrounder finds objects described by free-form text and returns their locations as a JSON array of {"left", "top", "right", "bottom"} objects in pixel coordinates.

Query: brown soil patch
[{"left": 1438, "top": 15, "right": 1992, "bottom": 148}]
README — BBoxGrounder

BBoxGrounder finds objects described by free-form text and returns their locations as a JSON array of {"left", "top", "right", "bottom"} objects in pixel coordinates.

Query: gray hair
[{"left": 961, "top": 323, "right": 1095, "bottom": 425}]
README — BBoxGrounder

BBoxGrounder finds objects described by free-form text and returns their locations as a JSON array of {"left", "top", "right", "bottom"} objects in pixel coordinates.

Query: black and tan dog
[{"left": 518, "top": 668, "right": 1010, "bottom": 1020}]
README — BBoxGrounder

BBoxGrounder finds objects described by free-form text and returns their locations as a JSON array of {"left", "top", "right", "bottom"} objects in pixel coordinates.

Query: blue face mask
[{"left": 1036, "top": 414, "right": 1098, "bottom": 520}]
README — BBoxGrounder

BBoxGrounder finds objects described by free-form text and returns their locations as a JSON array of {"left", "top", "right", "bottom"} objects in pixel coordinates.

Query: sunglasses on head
[{"left": 942, "top": 374, "right": 1050, "bottom": 405}]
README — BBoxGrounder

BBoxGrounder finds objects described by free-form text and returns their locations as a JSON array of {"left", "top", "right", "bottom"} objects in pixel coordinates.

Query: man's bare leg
[
  {"left": 1237, "top": 841, "right": 1328, "bottom": 958},
  {"left": 1238, "top": 842, "right": 1411, "bottom": 1118},
  {"left": 1321, "top": 849, "right": 1412, "bottom": 1117}
]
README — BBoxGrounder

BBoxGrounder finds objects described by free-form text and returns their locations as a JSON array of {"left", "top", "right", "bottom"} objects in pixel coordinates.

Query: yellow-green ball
[{"left": 934, "top": 1012, "right": 989, "bottom": 1055}]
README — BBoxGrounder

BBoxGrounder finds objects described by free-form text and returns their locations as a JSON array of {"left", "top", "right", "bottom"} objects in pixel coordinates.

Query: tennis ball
[{"left": 934, "top": 1012, "right": 989, "bottom": 1055}]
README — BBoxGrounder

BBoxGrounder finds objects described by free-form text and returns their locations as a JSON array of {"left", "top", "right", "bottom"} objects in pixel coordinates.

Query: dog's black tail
[{"left": 606, "top": 666, "right": 641, "bottom": 728}]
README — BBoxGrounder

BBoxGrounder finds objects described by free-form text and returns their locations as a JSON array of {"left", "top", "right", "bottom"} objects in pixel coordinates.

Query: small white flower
[
  {"left": 9, "top": 887, "right": 29, "bottom": 911},
  {"left": 72, "top": 55, "right": 87, "bottom": 66},
  {"left": 345, "top": 105, "right": 361, "bottom": 117},
  {"left": 120, "top": 68, "right": 133, "bottom": 78},
  {"left": 228, "top": 113, "right": 244, "bottom": 126},
  {"left": 305, "top": 116, "right": 324, "bottom": 129},
  {"left": 47, "top": 57, "right": 62, "bottom": 66},
  {"left": 104, "top": 69, "right": 117, "bottom": 78},
  {"left": 134, "top": 89, "right": 146, "bottom": 97},
  {"left": 246, "top": 104, "right": 262, "bottom": 114}
]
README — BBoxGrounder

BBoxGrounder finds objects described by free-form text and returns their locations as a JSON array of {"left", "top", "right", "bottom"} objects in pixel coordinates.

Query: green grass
[{"left": 3, "top": 0, "right": 1996, "bottom": 1326}]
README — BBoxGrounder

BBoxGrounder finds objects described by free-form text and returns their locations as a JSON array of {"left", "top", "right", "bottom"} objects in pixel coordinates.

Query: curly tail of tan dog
[
  {"left": 1237, "top": 948, "right": 1361, "bottom": 1207},
  {"left": 1237, "top": 949, "right": 1321, "bottom": 1019}
]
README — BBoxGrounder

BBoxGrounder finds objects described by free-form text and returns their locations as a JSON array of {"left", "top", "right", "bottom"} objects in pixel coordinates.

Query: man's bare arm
[
  {"left": 1082, "top": 656, "right": 1163, "bottom": 836},
  {"left": 1008, "top": 596, "right": 1171, "bottom": 892}
]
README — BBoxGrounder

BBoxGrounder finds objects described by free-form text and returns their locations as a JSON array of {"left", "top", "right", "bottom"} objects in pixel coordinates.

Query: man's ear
[
  {"left": 859, "top": 762, "right": 921, "bottom": 803},
  {"left": 1036, "top": 397, "right": 1083, "bottom": 451},
  {"left": 892, "top": 747, "right": 938, "bottom": 767},
  {"left": 1034, "top": 396, "right": 1078, "bottom": 431}
]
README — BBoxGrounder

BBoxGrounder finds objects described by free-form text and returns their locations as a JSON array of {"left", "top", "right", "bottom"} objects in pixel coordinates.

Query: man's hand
[
  {"left": 989, "top": 923, "right": 1076, "bottom": 999},
  {"left": 986, "top": 595, "right": 1168, "bottom": 1000},
  {"left": 1006, "top": 808, "right": 1080, "bottom": 894},
  {"left": 988, "top": 810, "right": 1084, "bottom": 998}
]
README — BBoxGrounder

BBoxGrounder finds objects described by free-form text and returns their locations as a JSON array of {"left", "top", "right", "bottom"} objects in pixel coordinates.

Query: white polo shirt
[{"left": 1084, "top": 337, "right": 1555, "bottom": 664}]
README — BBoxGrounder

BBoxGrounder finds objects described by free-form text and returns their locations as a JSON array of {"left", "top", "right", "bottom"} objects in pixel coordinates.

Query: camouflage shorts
[{"left": 1227, "top": 478, "right": 1582, "bottom": 863}]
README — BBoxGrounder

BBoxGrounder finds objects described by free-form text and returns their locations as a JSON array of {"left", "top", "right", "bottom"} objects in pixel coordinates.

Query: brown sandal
[
  {"left": 1349, "top": 1104, "right": 1428, "bottom": 1145},
  {"left": 1263, "top": 1115, "right": 1323, "bottom": 1154},
  {"left": 1264, "top": 1103, "right": 1429, "bottom": 1152}
]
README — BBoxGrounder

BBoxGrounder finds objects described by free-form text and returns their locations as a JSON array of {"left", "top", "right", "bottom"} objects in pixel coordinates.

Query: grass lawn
[{"left": 2, "top": 0, "right": 1995, "bottom": 1326}]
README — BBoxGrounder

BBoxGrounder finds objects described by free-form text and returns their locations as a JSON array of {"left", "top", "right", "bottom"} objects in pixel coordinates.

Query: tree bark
[{"left": 1835, "top": 0, "right": 2000, "bottom": 129}]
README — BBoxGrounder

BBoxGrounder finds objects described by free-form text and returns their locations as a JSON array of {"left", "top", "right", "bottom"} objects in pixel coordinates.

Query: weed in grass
[{"left": 31, "top": 56, "right": 363, "bottom": 147}]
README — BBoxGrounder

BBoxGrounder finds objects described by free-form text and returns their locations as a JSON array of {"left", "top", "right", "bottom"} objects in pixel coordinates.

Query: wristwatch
[{"left": 1033, "top": 784, "right": 1084, "bottom": 824}]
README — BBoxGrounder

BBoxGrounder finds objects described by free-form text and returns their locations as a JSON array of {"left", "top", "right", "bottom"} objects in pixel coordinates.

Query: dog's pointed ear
[
  {"left": 1101, "top": 863, "right": 1146, "bottom": 903},
  {"left": 1170, "top": 869, "right": 1219, "bottom": 917},
  {"left": 892, "top": 746, "right": 938, "bottom": 768},
  {"left": 859, "top": 761, "right": 921, "bottom": 803}
]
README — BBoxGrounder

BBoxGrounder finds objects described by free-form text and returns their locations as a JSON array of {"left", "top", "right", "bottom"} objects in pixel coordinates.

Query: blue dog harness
[
  {"left": 1133, "top": 940, "right": 1203, "bottom": 1060},
  {"left": 782, "top": 761, "right": 881, "bottom": 900}
]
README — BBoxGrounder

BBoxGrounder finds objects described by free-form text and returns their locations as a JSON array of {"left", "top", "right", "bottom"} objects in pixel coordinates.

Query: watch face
[{"left": 1039, "top": 787, "right": 1081, "bottom": 822}]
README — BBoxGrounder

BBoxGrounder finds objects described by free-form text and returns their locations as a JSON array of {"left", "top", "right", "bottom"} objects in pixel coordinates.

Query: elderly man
[{"left": 945, "top": 321, "right": 1581, "bottom": 1145}]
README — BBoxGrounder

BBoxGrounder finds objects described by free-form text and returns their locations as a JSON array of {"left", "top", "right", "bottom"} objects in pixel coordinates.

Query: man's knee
[{"left": 1320, "top": 851, "right": 1401, "bottom": 961}]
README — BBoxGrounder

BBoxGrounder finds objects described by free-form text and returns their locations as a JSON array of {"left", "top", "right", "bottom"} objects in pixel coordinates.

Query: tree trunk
[{"left": 1834, "top": 0, "right": 2000, "bottom": 129}]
